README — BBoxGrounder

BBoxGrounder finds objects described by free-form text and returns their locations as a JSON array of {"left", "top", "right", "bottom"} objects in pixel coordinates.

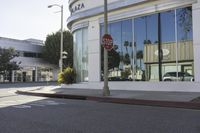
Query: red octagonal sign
[{"left": 102, "top": 34, "right": 113, "bottom": 51}]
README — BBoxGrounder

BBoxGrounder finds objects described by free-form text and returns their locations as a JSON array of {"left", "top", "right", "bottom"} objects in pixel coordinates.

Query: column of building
[
  {"left": 88, "top": 19, "right": 101, "bottom": 82},
  {"left": 11, "top": 70, "right": 15, "bottom": 82},
  {"left": 193, "top": 0, "right": 200, "bottom": 82}
]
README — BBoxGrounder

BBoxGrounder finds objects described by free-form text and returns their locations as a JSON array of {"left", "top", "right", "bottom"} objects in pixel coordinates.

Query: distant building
[{"left": 0, "top": 37, "right": 59, "bottom": 83}]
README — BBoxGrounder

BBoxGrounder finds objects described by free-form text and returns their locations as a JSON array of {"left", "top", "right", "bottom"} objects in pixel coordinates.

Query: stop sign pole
[{"left": 103, "top": 0, "right": 110, "bottom": 96}]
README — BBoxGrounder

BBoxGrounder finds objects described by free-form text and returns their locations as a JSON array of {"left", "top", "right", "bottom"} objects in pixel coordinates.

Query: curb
[
  {"left": 16, "top": 91, "right": 87, "bottom": 100},
  {"left": 16, "top": 90, "right": 200, "bottom": 110}
]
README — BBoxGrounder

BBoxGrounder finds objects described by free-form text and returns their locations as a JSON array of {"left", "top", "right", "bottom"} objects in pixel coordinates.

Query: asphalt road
[{"left": 0, "top": 87, "right": 200, "bottom": 133}]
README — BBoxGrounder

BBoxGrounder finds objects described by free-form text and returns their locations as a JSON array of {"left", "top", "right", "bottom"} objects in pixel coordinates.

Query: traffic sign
[{"left": 102, "top": 34, "right": 113, "bottom": 51}]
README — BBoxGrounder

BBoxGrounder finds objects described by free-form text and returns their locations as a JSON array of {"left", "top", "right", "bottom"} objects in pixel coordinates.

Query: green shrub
[{"left": 58, "top": 67, "right": 76, "bottom": 84}]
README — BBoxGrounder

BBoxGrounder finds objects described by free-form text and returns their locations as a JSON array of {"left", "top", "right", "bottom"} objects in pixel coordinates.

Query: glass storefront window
[
  {"left": 0, "top": 72, "right": 11, "bottom": 82},
  {"left": 12, "top": 67, "right": 54, "bottom": 82},
  {"left": 134, "top": 14, "right": 158, "bottom": 81},
  {"left": 100, "top": 6, "right": 194, "bottom": 82},
  {"left": 121, "top": 20, "right": 133, "bottom": 81},
  {"left": 101, "top": 19, "right": 133, "bottom": 81},
  {"left": 14, "top": 68, "right": 33, "bottom": 82},
  {"left": 14, "top": 71, "right": 23, "bottom": 82},
  {"left": 73, "top": 28, "right": 88, "bottom": 82},
  {"left": 176, "top": 7, "right": 194, "bottom": 78},
  {"left": 37, "top": 67, "right": 53, "bottom": 82},
  {"left": 160, "top": 10, "right": 177, "bottom": 81},
  {"left": 161, "top": 10, "right": 175, "bottom": 43}
]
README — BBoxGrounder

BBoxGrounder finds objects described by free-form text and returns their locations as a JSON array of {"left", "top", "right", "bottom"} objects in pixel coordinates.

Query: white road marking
[
  {"left": 0, "top": 99, "right": 65, "bottom": 109},
  {"left": 12, "top": 105, "right": 31, "bottom": 109},
  {"left": 29, "top": 103, "right": 45, "bottom": 107},
  {"left": 44, "top": 100, "right": 59, "bottom": 105}
]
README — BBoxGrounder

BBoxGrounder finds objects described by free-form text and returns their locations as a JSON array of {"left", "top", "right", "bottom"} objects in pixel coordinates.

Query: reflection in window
[
  {"left": 159, "top": 10, "right": 176, "bottom": 81},
  {"left": 101, "top": 20, "right": 133, "bottom": 81},
  {"left": 177, "top": 7, "right": 193, "bottom": 41},
  {"left": 176, "top": 7, "right": 194, "bottom": 77},
  {"left": 100, "top": 6, "right": 194, "bottom": 82},
  {"left": 161, "top": 10, "right": 175, "bottom": 43},
  {"left": 134, "top": 14, "right": 158, "bottom": 81}
]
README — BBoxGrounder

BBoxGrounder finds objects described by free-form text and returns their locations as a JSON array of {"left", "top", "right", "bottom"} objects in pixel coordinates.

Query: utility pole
[
  {"left": 103, "top": 0, "right": 110, "bottom": 96},
  {"left": 48, "top": 4, "right": 63, "bottom": 72},
  {"left": 60, "top": 5, "right": 63, "bottom": 72}
]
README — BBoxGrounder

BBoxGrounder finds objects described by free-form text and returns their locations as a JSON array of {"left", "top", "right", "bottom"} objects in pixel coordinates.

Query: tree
[
  {"left": 124, "top": 41, "right": 129, "bottom": 53},
  {"left": 43, "top": 30, "right": 73, "bottom": 67},
  {"left": 123, "top": 53, "right": 131, "bottom": 65},
  {"left": 177, "top": 7, "right": 192, "bottom": 40},
  {"left": 101, "top": 45, "right": 120, "bottom": 71},
  {"left": 136, "top": 50, "right": 143, "bottom": 69},
  {"left": 143, "top": 40, "right": 152, "bottom": 44},
  {"left": 0, "top": 47, "right": 20, "bottom": 81},
  {"left": 57, "top": 67, "right": 76, "bottom": 84}
]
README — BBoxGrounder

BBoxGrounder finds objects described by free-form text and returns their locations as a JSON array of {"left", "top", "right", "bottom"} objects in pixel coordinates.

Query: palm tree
[
  {"left": 136, "top": 50, "right": 143, "bottom": 69},
  {"left": 124, "top": 41, "right": 129, "bottom": 53},
  {"left": 129, "top": 42, "right": 132, "bottom": 48},
  {"left": 124, "top": 53, "right": 130, "bottom": 65}
]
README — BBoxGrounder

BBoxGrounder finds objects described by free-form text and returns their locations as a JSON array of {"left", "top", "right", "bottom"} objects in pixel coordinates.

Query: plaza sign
[{"left": 70, "top": 3, "right": 85, "bottom": 14}]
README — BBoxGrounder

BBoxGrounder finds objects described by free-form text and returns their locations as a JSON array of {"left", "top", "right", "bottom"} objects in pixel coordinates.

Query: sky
[{"left": 0, "top": 0, "right": 70, "bottom": 41}]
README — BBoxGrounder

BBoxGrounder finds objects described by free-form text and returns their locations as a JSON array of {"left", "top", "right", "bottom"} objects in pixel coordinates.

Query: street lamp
[{"left": 48, "top": 4, "right": 64, "bottom": 72}]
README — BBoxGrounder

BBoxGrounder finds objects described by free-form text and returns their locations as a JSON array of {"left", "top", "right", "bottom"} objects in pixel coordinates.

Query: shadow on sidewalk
[{"left": 0, "top": 82, "right": 58, "bottom": 89}]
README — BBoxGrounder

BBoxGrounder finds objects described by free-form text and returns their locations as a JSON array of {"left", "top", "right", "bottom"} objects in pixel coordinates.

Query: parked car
[{"left": 163, "top": 72, "right": 194, "bottom": 81}]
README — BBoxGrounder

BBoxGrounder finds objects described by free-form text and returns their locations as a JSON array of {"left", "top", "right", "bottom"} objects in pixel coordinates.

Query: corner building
[
  {"left": 0, "top": 37, "right": 59, "bottom": 83},
  {"left": 67, "top": 0, "right": 200, "bottom": 90}
]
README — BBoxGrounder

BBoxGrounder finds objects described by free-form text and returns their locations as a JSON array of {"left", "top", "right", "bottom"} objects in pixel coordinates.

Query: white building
[
  {"left": 0, "top": 37, "right": 59, "bottom": 83},
  {"left": 67, "top": 0, "right": 200, "bottom": 91}
]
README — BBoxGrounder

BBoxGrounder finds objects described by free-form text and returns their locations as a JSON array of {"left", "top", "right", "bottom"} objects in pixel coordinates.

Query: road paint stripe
[
  {"left": 29, "top": 103, "right": 45, "bottom": 107},
  {"left": 12, "top": 105, "right": 31, "bottom": 109}
]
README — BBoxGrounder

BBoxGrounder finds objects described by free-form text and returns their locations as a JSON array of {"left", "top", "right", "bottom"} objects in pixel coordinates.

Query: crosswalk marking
[
  {"left": 0, "top": 99, "right": 65, "bottom": 109},
  {"left": 11, "top": 100, "right": 63, "bottom": 108}
]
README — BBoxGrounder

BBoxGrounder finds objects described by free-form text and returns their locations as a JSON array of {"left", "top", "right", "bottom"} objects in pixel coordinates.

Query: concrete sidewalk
[{"left": 16, "top": 85, "right": 200, "bottom": 109}]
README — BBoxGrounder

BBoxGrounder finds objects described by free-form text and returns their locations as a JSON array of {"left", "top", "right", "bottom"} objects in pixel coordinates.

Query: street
[{"left": 0, "top": 85, "right": 200, "bottom": 133}]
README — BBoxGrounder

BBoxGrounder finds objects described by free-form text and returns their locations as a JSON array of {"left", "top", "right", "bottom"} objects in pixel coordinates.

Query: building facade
[
  {"left": 0, "top": 37, "right": 59, "bottom": 83},
  {"left": 67, "top": 0, "right": 200, "bottom": 86}
]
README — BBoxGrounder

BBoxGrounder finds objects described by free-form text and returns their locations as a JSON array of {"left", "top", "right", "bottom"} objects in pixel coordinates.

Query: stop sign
[{"left": 102, "top": 34, "right": 113, "bottom": 51}]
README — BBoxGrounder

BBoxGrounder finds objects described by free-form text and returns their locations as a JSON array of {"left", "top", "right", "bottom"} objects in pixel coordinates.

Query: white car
[{"left": 163, "top": 72, "right": 194, "bottom": 81}]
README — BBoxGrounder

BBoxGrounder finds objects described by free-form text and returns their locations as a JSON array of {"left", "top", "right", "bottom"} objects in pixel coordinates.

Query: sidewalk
[{"left": 16, "top": 85, "right": 200, "bottom": 110}]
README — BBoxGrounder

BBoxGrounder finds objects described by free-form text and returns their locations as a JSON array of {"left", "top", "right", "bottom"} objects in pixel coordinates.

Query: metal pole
[
  {"left": 158, "top": 13, "right": 162, "bottom": 81},
  {"left": 47, "top": 4, "right": 63, "bottom": 72},
  {"left": 175, "top": 9, "right": 179, "bottom": 81},
  {"left": 60, "top": 5, "right": 63, "bottom": 72},
  {"left": 132, "top": 20, "right": 135, "bottom": 81},
  {"left": 103, "top": 0, "right": 110, "bottom": 96}
]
